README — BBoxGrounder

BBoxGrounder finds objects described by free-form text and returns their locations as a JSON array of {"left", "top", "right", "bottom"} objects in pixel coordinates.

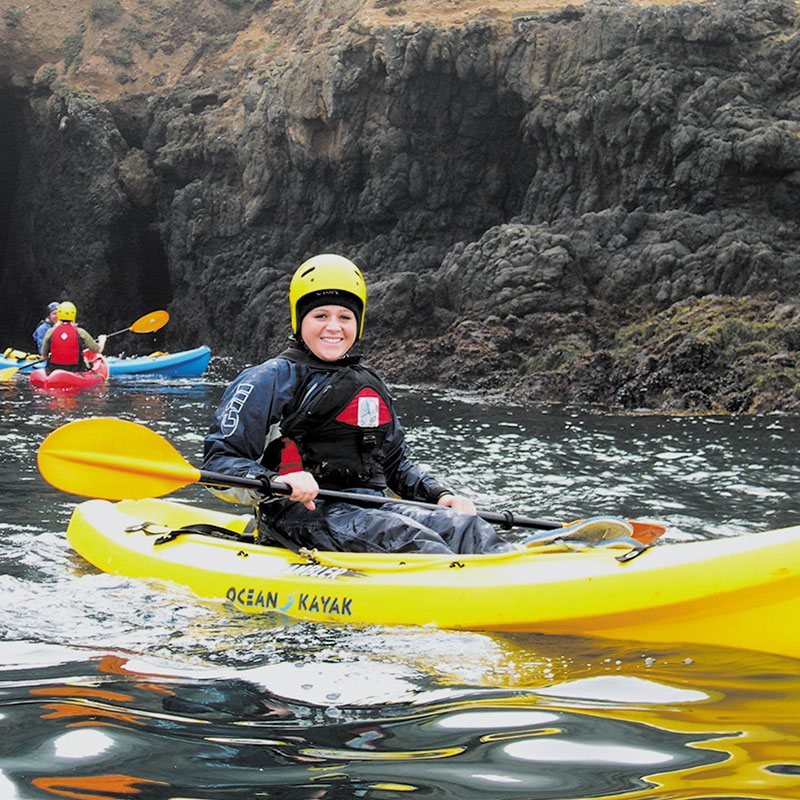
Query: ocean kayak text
[{"left": 225, "top": 586, "right": 353, "bottom": 616}]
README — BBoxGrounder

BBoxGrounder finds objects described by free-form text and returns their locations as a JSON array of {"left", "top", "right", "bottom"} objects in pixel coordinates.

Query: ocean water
[{"left": 1, "top": 358, "right": 799, "bottom": 799}]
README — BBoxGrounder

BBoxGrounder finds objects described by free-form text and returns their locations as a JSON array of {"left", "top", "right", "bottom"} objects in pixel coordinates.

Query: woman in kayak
[
  {"left": 40, "top": 301, "right": 106, "bottom": 374},
  {"left": 32, "top": 301, "right": 59, "bottom": 354},
  {"left": 203, "top": 254, "right": 515, "bottom": 555}
]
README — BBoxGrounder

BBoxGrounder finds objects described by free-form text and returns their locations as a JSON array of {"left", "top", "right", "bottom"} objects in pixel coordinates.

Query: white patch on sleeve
[
  {"left": 221, "top": 383, "right": 254, "bottom": 437},
  {"left": 358, "top": 395, "right": 380, "bottom": 427}
]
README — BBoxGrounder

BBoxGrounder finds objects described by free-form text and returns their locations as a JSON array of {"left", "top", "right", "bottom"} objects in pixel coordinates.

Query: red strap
[{"left": 278, "top": 437, "right": 303, "bottom": 474}]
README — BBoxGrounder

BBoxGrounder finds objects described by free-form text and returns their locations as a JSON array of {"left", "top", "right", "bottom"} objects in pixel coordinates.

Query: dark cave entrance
[
  {"left": 130, "top": 211, "right": 173, "bottom": 315},
  {"left": 105, "top": 97, "right": 175, "bottom": 352},
  {"left": 0, "top": 86, "right": 174, "bottom": 351},
  {"left": 0, "top": 88, "right": 21, "bottom": 346},
  {"left": 106, "top": 207, "right": 174, "bottom": 355}
]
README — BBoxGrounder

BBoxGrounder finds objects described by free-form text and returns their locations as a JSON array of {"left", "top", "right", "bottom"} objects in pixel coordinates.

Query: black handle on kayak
[{"left": 198, "top": 469, "right": 561, "bottom": 532}]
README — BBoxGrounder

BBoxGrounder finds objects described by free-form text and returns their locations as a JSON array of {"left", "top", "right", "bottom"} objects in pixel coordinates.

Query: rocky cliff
[{"left": 2, "top": 0, "right": 800, "bottom": 412}]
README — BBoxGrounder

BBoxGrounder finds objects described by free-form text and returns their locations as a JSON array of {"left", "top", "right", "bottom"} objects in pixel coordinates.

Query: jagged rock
[{"left": 2, "top": 0, "right": 800, "bottom": 412}]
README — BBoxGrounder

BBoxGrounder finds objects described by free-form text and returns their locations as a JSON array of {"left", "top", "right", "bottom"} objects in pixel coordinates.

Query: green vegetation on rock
[
  {"left": 90, "top": 0, "right": 124, "bottom": 26},
  {"left": 3, "top": 8, "right": 22, "bottom": 27},
  {"left": 63, "top": 33, "right": 84, "bottom": 69}
]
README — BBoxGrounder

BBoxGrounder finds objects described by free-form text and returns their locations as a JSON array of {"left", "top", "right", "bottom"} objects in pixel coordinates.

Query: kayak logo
[
  {"left": 281, "top": 563, "right": 364, "bottom": 579},
  {"left": 225, "top": 585, "right": 354, "bottom": 616},
  {"left": 221, "top": 383, "right": 254, "bottom": 437},
  {"left": 227, "top": 587, "right": 279, "bottom": 609}
]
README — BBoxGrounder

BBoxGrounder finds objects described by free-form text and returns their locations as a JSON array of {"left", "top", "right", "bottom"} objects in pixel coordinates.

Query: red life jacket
[{"left": 49, "top": 322, "right": 82, "bottom": 369}]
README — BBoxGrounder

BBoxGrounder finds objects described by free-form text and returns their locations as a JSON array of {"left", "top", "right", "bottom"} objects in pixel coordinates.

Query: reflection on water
[
  {"left": 1, "top": 363, "right": 800, "bottom": 798},
  {"left": 2, "top": 640, "right": 800, "bottom": 800}
]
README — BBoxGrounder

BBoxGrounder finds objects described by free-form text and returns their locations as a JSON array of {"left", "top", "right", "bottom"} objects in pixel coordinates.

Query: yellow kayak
[{"left": 66, "top": 497, "right": 800, "bottom": 660}]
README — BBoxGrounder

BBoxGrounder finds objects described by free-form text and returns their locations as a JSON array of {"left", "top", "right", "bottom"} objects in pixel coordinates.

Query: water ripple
[{"left": 2, "top": 373, "right": 800, "bottom": 797}]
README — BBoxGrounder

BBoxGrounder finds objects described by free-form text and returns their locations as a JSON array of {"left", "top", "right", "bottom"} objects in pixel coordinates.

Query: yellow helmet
[
  {"left": 289, "top": 254, "right": 367, "bottom": 339},
  {"left": 57, "top": 301, "right": 77, "bottom": 322}
]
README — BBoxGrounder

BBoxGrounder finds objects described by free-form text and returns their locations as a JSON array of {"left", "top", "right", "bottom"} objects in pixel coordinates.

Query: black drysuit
[{"left": 202, "top": 343, "right": 513, "bottom": 555}]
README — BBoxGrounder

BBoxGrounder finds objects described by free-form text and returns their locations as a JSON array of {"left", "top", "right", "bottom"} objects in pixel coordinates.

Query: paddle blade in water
[
  {"left": 0, "top": 366, "right": 20, "bottom": 381},
  {"left": 129, "top": 310, "right": 169, "bottom": 334},
  {"left": 37, "top": 417, "right": 200, "bottom": 500}
]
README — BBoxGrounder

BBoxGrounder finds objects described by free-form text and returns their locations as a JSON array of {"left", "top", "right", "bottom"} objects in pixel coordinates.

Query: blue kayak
[
  {"left": 0, "top": 348, "right": 42, "bottom": 372},
  {"left": 2, "top": 346, "right": 211, "bottom": 377},
  {"left": 106, "top": 346, "right": 211, "bottom": 377}
]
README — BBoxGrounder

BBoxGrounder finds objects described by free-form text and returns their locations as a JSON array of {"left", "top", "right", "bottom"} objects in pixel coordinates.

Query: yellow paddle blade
[
  {"left": 129, "top": 309, "right": 169, "bottom": 334},
  {"left": 37, "top": 417, "right": 201, "bottom": 500},
  {"left": 0, "top": 366, "right": 20, "bottom": 381}
]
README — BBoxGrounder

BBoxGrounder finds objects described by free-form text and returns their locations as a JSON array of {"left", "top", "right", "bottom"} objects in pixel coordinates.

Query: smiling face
[{"left": 300, "top": 304, "right": 358, "bottom": 361}]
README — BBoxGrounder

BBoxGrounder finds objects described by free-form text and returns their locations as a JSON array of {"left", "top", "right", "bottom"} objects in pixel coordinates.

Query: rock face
[{"left": 2, "top": 0, "right": 800, "bottom": 411}]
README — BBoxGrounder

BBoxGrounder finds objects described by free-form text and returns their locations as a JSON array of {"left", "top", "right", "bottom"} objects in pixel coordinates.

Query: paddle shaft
[
  {"left": 201, "top": 469, "right": 561, "bottom": 531},
  {"left": 38, "top": 418, "right": 663, "bottom": 542},
  {"left": 106, "top": 326, "right": 133, "bottom": 338}
]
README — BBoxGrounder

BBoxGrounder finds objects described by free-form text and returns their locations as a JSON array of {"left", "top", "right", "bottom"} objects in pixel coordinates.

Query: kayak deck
[
  {"left": 66, "top": 498, "right": 800, "bottom": 659},
  {"left": 106, "top": 346, "right": 211, "bottom": 377},
  {"left": 0, "top": 348, "right": 41, "bottom": 372}
]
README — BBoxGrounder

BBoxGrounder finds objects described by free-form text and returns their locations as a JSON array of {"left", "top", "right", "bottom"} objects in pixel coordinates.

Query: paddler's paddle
[
  {"left": 37, "top": 417, "right": 665, "bottom": 544},
  {"left": 105, "top": 309, "right": 169, "bottom": 339},
  {"left": 0, "top": 310, "right": 170, "bottom": 381}
]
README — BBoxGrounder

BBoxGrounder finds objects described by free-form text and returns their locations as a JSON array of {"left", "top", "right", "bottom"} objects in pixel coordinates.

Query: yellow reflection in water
[{"left": 482, "top": 632, "right": 800, "bottom": 799}]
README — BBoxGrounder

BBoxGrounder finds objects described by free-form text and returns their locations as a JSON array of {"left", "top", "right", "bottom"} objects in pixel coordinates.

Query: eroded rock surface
[{"left": 2, "top": 0, "right": 800, "bottom": 411}]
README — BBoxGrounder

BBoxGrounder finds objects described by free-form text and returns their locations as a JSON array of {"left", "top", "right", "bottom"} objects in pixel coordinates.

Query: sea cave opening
[{"left": 0, "top": 87, "right": 22, "bottom": 346}]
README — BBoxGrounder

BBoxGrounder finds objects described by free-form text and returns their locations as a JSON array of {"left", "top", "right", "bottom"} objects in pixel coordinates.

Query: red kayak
[{"left": 30, "top": 352, "right": 110, "bottom": 391}]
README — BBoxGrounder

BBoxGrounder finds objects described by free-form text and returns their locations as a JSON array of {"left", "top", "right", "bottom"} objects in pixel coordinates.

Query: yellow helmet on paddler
[
  {"left": 57, "top": 301, "right": 77, "bottom": 322},
  {"left": 289, "top": 254, "right": 367, "bottom": 340}
]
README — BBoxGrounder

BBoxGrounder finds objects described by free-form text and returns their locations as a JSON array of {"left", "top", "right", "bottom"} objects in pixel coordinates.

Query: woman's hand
[
  {"left": 437, "top": 493, "right": 477, "bottom": 515},
  {"left": 274, "top": 470, "right": 319, "bottom": 510}
]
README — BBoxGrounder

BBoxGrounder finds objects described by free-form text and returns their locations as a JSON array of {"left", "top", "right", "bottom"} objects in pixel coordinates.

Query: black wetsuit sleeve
[{"left": 202, "top": 358, "right": 300, "bottom": 484}]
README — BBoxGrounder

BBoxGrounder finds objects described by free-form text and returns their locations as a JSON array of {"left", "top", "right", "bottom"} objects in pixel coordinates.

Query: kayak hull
[
  {"left": 66, "top": 498, "right": 800, "bottom": 659},
  {"left": 106, "top": 346, "right": 211, "bottom": 377},
  {"left": 30, "top": 355, "right": 109, "bottom": 390},
  {"left": 4, "top": 346, "right": 211, "bottom": 377}
]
